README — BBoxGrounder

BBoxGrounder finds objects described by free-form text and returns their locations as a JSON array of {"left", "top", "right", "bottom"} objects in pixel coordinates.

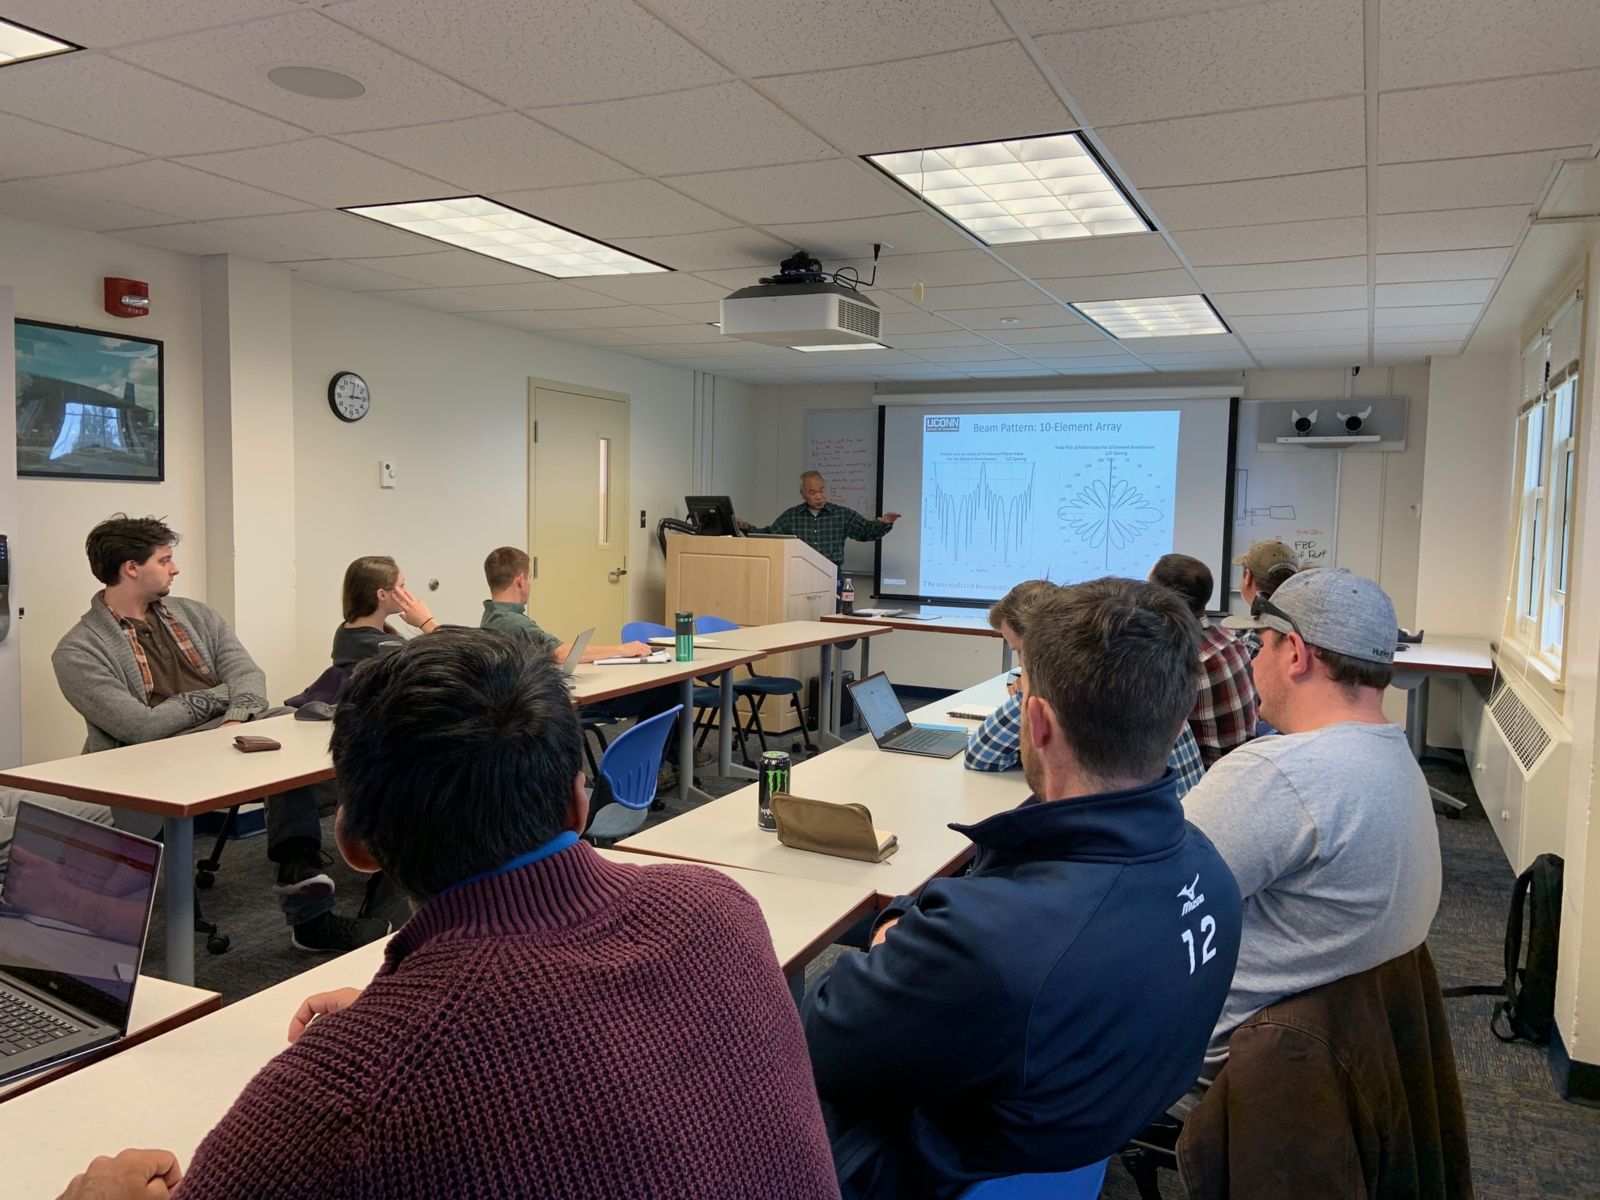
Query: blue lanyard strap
[{"left": 439, "top": 830, "right": 580, "bottom": 895}]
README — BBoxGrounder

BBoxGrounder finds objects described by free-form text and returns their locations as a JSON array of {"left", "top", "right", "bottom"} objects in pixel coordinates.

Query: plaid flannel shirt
[
  {"left": 102, "top": 595, "right": 216, "bottom": 700},
  {"left": 1190, "top": 618, "right": 1258, "bottom": 769},
  {"left": 757, "top": 502, "right": 892, "bottom": 567},
  {"left": 966, "top": 690, "right": 1208, "bottom": 799}
]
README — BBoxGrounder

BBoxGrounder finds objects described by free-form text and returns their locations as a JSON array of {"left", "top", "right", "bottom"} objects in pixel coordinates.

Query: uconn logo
[{"left": 925, "top": 416, "right": 960, "bottom": 432}]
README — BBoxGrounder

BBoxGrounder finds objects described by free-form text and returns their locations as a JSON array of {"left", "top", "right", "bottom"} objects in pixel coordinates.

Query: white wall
[
  {"left": 0, "top": 285, "right": 18, "bottom": 768},
  {"left": 3, "top": 215, "right": 211, "bottom": 764}
]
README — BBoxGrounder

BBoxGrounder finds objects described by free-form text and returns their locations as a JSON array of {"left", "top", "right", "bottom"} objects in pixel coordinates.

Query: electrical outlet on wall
[{"left": 379, "top": 459, "right": 398, "bottom": 489}]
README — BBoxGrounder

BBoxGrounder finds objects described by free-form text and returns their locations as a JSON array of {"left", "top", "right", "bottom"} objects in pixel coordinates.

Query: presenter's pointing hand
[{"left": 878, "top": 512, "right": 901, "bottom": 524}]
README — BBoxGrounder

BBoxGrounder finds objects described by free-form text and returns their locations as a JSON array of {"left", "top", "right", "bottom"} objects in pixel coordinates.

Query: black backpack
[{"left": 1444, "top": 852, "right": 1564, "bottom": 1044}]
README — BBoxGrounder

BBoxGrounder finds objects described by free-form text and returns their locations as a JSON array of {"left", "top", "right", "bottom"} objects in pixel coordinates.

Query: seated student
[
  {"left": 966, "top": 579, "right": 1205, "bottom": 796},
  {"left": 1149, "top": 553, "right": 1257, "bottom": 768},
  {"left": 51, "top": 515, "right": 382, "bottom": 953},
  {"left": 1177, "top": 568, "right": 1440, "bottom": 1112},
  {"left": 803, "top": 578, "right": 1242, "bottom": 1199},
  {"left": 333, "top": 555, "right": 439, "bottom": 670},
  {"left": 1222, "top": 539, "right": 1299, "bottom": 658},
  {"left": 0, "top": 789, "right": 113, "bottom": 877},
  {"left": 56, "top": 631, "right": 841, "bottom": 1200}
]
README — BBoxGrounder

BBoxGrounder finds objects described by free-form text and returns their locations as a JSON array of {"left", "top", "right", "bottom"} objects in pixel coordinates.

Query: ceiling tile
[
  {"left": 879, "top": 311, "right": 964, "bottom": 336},
  {"left": 1047, "top": 359, "right": 1145, "bottom": 374},
  {"left": 1144, "top": 168, "right": 1366, "bottom": 229},
  {"left": 533, "top": 327, "right": 658, "bottom": 347},
  {"left": 1378, "top": 71, "right": 1600, "bottom": 163},
  {"left": 1254, "top": 345, "right": 1369, "bottom": 366},
  {"left": 886, "top": 331, "right": 996, "bottom": 350},
  {"left": 939, "top": 305, "right": 1090, "bottom": 332},
  {"left": 0, "top": 1, "right": 302, "bottom": 46},
  {"left": 992, "top": 233, "right": 1181, "bottom": 279},
  {"left": 1038, "top": 0, "right": 1361, "bottom": 126},
  {"left": 211, "top": 210, "right": 443, "bottom": 259},
  {"left": 1007, "top": 339, "right": 1125, "bottom": 357},
  {"left": 332, "top": 0, "right": 728, "bottom": 107},
  {"left": 44, "top": 160, "right": 307, "bottom": 221},
  {"left": 0, "top": 56, "right": 302, "bottom": 156},
  {"left": 1177, "top": 217, "right": 1367, "bottom": 266},
  {"left": 669, "top": 160, "right": 915, "bottom": 225},
  {"left": 911, "top": 345, "right": 1024, "bottom": 363},
  {"left": 1374, "top": 304, "right": 1482, "bottom": 327},
  {"left": 1114, "top": 333, "right": 1243, "bottom": 355},
  {"left": 114, "top": 11, "right": 498, "bottom": 134},
  {"left": 177, "top": 139, "right": 454, "bottom": 208},
  {"left": 757, "top": 42, "right": 1071, "bottom": 155},
  {"left": 473, "top": 309, "right": 613, "bottom": 332},
  {"left": 340, "top": 114, "right": 636, "bottom": 193},
  {"left": 1379, "top": 0, "right": 1600, "bottom": 91},
  {"left": 568, "top": 305, "right": 697, "bottom": 329},
  {"left": 1373, "top": 148, "right": 1583, "bottom": 213},
  {"left": 1372, "top": 323, "right": 1475, "bottom": 343},
  {"left": 567, "top": 273, "right": 732, "bottom": 304},
  {"left": 494, "top": 179, "right": 738, "bottom": 237},
  {"left": 1197, "top": 257, "right": 1367, "bottom": 291},
  {"left": 111, "top": 219, "right": 316, "bottom": 260},
  {"left": 958, "top": 362, "right": 1062, "bottom": 375},
  {"left": 647, "top": 301, "right": 724, "bottom": 323},
  {"left": 1100, "top": 97, "right": 1365, "bottom": 187},
  {"left": 1374, "top": 206, "right": 1531, "bottom": 253},
  {"left": 279, "top": 259, "right": 426, "bottom": 292},
  {"left": 1213, "top": 285, "right": 1369, "bottom": 314},
  {"left": 400, "top": 281, "right": 625, "bottom": 311},
  {"left": 833, "top": 249, "right": 1020, "bottom": 290},
  {"left": 898, "top": 280, "right": 1047, "bottom": 310},
  {"left": 0, "top": 112, "right": 145, "bottom": 181},
  {"left": 1238, "top": 329, "right": 1368, "bottom": 348},
  {"left": 532, "top": 82, "right": 835, "bottom": 176},
  {"left": 643, "top": 0, "right": 1012, "bottom": 74},
  {"left": 1037, "top": 268, "right": 1200, "bottom": 301},
  {"left": 0, "top": 179, "right": 182, "bottom": 232},
  {"left": 1373, "top": 341, "right": 1462, "bottom": 360},
  {"left": 988, "top": 327, "right": 1113, "bottom": 346},
  {"left": 611, "top": 228, "right": 808, "bottom": 271},
  {"left": 1375, "top": 280, "right": 1497, "bottom": 306},
  {"left": 1375, "top": 249, "right": 1510, "bottom": 283},
  {"left": 611, "top": 323, "right": 728, "bottom": 345},
  {"left": 347, "top": 250, "right": 551, "bottom": 287},
  {"left": 1228, "top": 309, "right": 1367, "bottom": 332},
  {"left": 1013, "top": 0, "right": 1277, "bottom": 36},
  {"left": 760, "top": 212, "right": 975, "bottom": 258},
  {"left": 1140, "top": 352, "right": 1255, "bottom": 368}
]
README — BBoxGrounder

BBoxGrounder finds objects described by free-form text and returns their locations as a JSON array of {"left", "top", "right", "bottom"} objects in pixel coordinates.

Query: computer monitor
[{"left": 685, "top": 495, "right": 739, "bottom": 536}]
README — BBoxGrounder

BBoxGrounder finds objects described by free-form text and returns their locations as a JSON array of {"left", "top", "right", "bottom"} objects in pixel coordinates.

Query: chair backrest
[
  {"left": 598, "top": 704, "right": 683, "bottom": 810},
  {"left": 621, "top": 620, "right": 673, "bottom": 643},
  {"left": 695, "top": 615, "right": 740, "bottom": 634},
  {"left": 961, "top": 1159, "right": 1107, "bottom": 1199}
]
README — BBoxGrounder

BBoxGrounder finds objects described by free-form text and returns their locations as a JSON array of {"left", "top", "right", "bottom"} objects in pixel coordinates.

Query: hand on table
[
  {"left": 287, "top": 987, "right": 363, "bottom": 1043},
  {"left": 56, "top": 1148, "right": 183, "bottom": 1199},
  {"left": 620, "top": 641, "right": 652, "bottom": 657},
  {"left": 392, "top": 585, "right": 435, "bottom": 631},
  {"left": 735, "top": 517, "right": 751, "bottom": 531}
]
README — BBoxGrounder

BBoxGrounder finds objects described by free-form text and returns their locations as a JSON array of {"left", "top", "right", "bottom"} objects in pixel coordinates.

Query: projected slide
[{"left": 918, "top": 410, "right": 1180, "bottom": 598}]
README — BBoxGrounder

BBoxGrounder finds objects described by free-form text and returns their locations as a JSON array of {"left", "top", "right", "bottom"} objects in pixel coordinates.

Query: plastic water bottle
[{"left": 841, "top": 577, "right": 855, "bottom": 615}]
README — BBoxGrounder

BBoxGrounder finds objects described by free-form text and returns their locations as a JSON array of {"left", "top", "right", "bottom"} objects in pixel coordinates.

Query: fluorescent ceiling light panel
[
  {"left": 1070, "top": 295, "right": 1228, "bottom": 339},
  {"left": 0, "top": 18, "right": 79, "bottom": 66},
  {"left": 343, "top": 196, "right": 670, "bottom": 278},
  {"left": 865, "top": 132, "right": 1149, "bottom": 245},
  {"left": 791, "top": 343, "right": 888, "bottom": 352}
]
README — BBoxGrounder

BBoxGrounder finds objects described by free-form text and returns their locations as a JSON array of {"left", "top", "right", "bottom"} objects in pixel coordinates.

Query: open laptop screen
[
  {"left": 0, "top": 804, "right": 160, "bottom": 1028},
  {"left": 850, "top": 673, "right": 913, "bottom": 742}
]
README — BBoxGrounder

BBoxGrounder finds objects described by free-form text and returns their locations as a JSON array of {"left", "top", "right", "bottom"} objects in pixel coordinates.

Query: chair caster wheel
[
  {"left": 206, "top": 934, "right": 231, "bottom": 955},
  {"left": 195, "top": 870, "right": 215, "bottom": 889}
]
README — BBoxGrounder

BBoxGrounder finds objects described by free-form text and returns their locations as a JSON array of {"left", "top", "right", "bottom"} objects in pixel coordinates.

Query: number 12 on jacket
[{"left": 1181, "top": 916, "right": 1219, "bottom": 975}]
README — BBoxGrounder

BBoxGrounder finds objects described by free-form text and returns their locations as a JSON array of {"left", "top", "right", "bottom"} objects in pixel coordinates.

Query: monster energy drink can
[{"left": 757, "top": 750, "right": 790, "bottom": 831}]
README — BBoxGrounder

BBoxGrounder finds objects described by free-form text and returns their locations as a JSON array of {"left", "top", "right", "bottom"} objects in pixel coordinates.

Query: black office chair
[
  {"left": 190, "top": 803, "right": 245, "bottom": 955},
  {"left": 1118, "top": 1115, "right": 1183, "bottom": 1199}
]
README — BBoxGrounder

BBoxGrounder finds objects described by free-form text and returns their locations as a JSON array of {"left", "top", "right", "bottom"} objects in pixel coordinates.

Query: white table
[
  {"left": 2, "top": 849, "right": 875, "bottom": 1199},
  {"left": 0, "top": 975, "right": 220, "bottom": 1104},
  {"left": 823, "top": 607, "right": 1012, "bottom": 672},
  {"left": 618, "top": 675, "right": 1023, "bottom": 901},
  {"left": 1389, "top": 636, "right": 1494, "bottom": 813}
]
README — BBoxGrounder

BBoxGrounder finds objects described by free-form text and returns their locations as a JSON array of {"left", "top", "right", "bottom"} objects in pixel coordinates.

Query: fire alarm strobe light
[{"left": 104, "top": 277, "right": 150, "bottom": 318}]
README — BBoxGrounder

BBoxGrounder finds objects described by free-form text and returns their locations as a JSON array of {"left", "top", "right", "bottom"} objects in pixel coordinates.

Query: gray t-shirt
[{"left": 1181, "top": 721, "right": 1441, "bottom": 1079}]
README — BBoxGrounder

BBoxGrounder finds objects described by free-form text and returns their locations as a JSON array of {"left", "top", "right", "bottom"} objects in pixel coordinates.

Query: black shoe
[
  {"left": 291, "top": 911, "right": 390, "bottom": 954},
  {"left": 274, "top": 852, "right": 334, "bottom": 900}
]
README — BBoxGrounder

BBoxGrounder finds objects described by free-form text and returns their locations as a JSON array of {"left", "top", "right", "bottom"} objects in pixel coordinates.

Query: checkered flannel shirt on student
[
  {"left": 965, "top": 690, "right": 1207, "bottom": 797},
  {"left": 102, "top": 594, "right": 215, "bottom": 700},
  {"left": 1191, "top": 619, "right": 1259, "bottom": 769},
  {"left": 756, "top": 503, "right": 893, "bottom": 568}
]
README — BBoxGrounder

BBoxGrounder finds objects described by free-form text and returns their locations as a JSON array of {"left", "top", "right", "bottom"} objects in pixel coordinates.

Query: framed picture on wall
[{"left": 14, "top": 319, "right": 164, "bottom": 482}]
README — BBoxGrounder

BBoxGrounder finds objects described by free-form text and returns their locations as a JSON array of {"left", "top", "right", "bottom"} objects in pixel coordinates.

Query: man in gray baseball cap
[{"left": 1173, "top": 567, "right": 1441, "bottom": 1110}]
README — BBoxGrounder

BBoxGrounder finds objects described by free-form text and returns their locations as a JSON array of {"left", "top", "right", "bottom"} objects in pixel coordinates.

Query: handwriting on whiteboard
[
  {"left": 1293, "top": 532, "right": 1331, "bottom": 565},
  {"left": 808, "top": 433, "right": 874, "bottom": 513}
]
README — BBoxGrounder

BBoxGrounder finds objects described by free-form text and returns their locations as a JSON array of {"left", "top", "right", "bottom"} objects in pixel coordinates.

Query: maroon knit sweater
[{"left": 174, "top": 843, "right": 841, "bottom": 1199}]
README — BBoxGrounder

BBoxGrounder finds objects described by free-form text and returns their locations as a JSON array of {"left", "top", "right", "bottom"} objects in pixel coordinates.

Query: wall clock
[{"left": 328, "top": 371, "right": 370, "bottom": 422}]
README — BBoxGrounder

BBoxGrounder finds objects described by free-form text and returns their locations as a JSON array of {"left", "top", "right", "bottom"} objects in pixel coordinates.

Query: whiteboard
[
  {"left": 1231, "top": 401, "right": 1338, "bottom": 591},
  {"left": 804, "top": 407, "right": 879, "bottom": 576}
]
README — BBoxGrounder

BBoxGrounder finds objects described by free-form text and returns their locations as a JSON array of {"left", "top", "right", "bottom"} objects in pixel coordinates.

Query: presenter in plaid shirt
[
  {"left": 965, "top": 578, "right": 1206, "bottom": 794},
  {"left": 737, "top": 472, "right": 900, "bottom": 582},
  {"left": 1150, "top": 553, "right": 1258, "bottom": 768}
]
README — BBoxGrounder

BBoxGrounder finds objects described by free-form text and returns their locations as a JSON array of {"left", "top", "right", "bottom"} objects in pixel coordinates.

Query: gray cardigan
[{"left": 52, "top": 593, "right": 271, "bottom": 753}]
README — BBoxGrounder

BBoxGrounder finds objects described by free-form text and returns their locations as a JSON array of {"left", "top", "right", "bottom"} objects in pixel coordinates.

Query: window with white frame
[{"left": 1509, "top": 292, "right": 1583, "bottom": 676}]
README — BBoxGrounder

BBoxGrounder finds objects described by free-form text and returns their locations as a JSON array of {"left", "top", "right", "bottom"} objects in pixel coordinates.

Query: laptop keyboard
[
  {"left": 0, "top": 990, "right": 79, "bottom": 1055},
  {"left": 893, "top": 727, "right": 961, "bottom": 752}
]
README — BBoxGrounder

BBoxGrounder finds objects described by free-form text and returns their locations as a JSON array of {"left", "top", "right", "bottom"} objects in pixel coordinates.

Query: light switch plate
[{"left": 379, "top": 459, "right": 397, "bottom": 489}]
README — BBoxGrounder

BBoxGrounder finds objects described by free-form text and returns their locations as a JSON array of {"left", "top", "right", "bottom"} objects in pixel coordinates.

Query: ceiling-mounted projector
[{"left": 720, "top": 249, "right": 883, "bottom": 348}]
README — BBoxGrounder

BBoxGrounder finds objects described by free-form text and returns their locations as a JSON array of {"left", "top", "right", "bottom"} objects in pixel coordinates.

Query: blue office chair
[
  {"left": 960, "top": 1159, "right": 1107, "bottom": 1199},
  {"left": 625, "top": 620, "right": 747, "bottom": 763},
  {"left": 696, "top": 615, "right": 816, "bottom": 756},
  {"left": 583, "top": 704, "right": 683, "bottom": 845}
]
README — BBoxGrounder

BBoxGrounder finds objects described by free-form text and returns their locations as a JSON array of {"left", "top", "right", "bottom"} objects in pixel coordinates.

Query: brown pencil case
[
  {"left": 770, "top": 793, "right": 897, "bottom": 863},
  {"left": 232, "top": 735, "right": 282, "bottom": 753}
]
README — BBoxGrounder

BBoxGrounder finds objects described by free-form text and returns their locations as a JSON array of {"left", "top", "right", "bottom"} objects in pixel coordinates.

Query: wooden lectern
[{"left": 664, "top": 534, "right": 836, "bottom": 732}]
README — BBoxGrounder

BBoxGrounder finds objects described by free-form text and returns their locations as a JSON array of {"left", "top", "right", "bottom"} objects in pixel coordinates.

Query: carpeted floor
[{"left": 142, "top": 719, "right": 1600, "bottom": 1199}]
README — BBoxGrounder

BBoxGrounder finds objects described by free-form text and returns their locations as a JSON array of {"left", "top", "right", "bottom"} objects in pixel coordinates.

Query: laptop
[
  {"left": 559, "top": 628, "right": 595, "bottom": 676},
  {"left": 0, "top": 801, "right": 162, "bottom": 1085},
  {"left": 848, "top": 672, "right": 969, "bottom": 759}
]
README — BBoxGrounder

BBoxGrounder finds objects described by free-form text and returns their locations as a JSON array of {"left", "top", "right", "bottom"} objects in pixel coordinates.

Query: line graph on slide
[{"left": 928, "top": 459, "right": 1036, "bottom": 563}]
